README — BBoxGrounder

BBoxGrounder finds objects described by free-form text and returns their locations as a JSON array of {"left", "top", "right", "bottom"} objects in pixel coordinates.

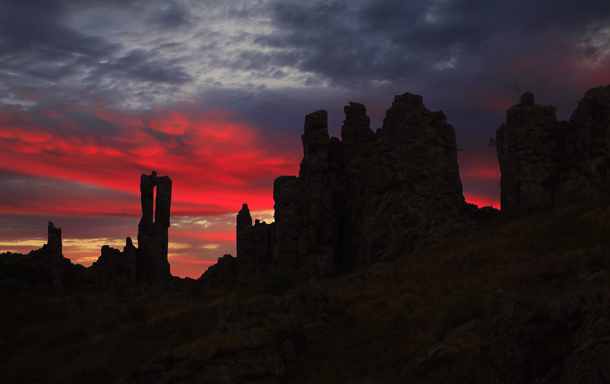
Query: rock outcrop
[
  {"left": 556, "top": 85, "right": 610, "bottom": 201},
  {"left": 87, "top": 238, "right": 137, "bottom": 286},
  {"left": 497, "top": 85, "right": 610, "bottom": 211},
  {"left": 477, "top": 290, "right": 610, "bottom": 384},
  {"left": 342, "top": 95, "right": 471, "bottom": 265},
  {"left": 496, "top": 92, "right": 561, "bottom": 211},
  {"left": 87, "top": 171, "right": 174, "bottom": 285},
  {"left": 232, "top": 93, "right": 472, "bottom": 278},
  {"left": 28, "top": 221, "right": 67, "bottom": 287},
  {"left": 236, "top": 204, "right": 276, "bottom": 279},
  {"left": 199, "top": 254, "right": 237, "bottom": 283},
  {"left": 137, "top": 171, "right": 172, "bottom": 281}
]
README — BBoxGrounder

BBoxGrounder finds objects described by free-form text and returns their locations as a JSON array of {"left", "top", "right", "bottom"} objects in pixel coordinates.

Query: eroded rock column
[
  {"left": 496, "top": 92, "right": 560, "bottom": 212},
  {"left": 137, "top": 171, "right": 172, "bottom": 281}
]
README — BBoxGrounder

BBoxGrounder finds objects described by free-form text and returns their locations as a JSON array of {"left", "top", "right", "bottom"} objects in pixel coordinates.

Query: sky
[{"left": 1, "top": 0, "right": 610, "bottom": 278}]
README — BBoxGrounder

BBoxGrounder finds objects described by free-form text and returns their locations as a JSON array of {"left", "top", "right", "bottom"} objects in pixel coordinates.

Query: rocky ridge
[{"left": 497, "top": 85, "right": 610, "bottom": 211}]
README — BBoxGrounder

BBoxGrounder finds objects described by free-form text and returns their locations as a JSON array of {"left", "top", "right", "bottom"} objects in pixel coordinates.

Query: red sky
[
  {"left": 1, "top": 0, "right": 609, "bottom": 278},
  {"left": 0, "top": 103, "right": 301, "bottom": 277},
  {"left": 3, "top": 78, "right": 610, "bottom": 278},
  {"left": 0, "top": 99, "right": 500, "bottom": 278}
]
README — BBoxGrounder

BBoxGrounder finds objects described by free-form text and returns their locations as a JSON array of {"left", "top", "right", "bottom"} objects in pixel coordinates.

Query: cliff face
[
  {"left": 343, "top": 94, "right": 471, "bottom": 267},
  {"left": 557, "top": 85, "right": 610, "bottom": 201},
  {"left": 496, "top": 92, "right": 560, "bottom": 211},
  {"left": 234, "top": 92, "right": 472, "bottom": 278},
  {"left": 273, "top": 109, "right": 345, "bottom": 276},
  {"left": 497, "top": 85, "right": 610, "bottom": 211}
]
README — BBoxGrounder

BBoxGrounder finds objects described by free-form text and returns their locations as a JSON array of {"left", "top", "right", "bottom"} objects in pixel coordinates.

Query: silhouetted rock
[
  {"left": 137, "top": 171, "right": 172, "bottom": 281},
  {"left": 236, "top": 204, "right": 276, "bottom": 279},
  {"left": 497, "top": 85, "right": 610, "bottom": 211},
  {"left": 87, "top": 238, "right": 137, "bottom": 286},
  {"left": 272, "top": 176, "right": 304, "bottom": 273},
  {"left": 46, "top": 221, "right": 62, "bottom": 258},
  {"left": 344, "top": 94, "right": 471, "bottom": 265},
  {"left": 496, "top": 92, "right": 561, "bottom": 212},
  {"left": 234, "top": 93, "right": 472, "bottom": 278},
  {"left": 28, "top": 221, "right": 66, "bottom": 287},
  {"left": 556, "top": 85, "right": 610, "bottom": 201},
  {"left": 200, "top": 254, "right": 237, "bottom": 282}
]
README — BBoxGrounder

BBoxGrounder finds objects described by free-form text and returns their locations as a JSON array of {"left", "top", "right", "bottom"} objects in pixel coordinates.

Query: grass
[{"left": 2, "top": 196, "right": 610, "bottom": 383}]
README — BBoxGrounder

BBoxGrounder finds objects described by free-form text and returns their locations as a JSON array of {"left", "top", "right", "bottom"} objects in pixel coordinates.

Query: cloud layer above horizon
[{"left": 1, "top": 0, "right": 610, "bottom": 277}]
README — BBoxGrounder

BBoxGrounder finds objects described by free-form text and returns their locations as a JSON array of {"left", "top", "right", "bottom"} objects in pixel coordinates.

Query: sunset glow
[{"left": 1, "top": 1, "right": 609, "bottom": 278}]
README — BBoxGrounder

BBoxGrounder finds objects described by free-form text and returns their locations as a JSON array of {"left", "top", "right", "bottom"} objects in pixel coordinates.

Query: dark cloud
[
  {"left": 0, "top": 0, "right": 193, "bottom": 110},
  {"left": 0, "top": 1, "right": 120, "bottom": 61},
  {"left": 149, "top": 2, "right": 191, "bottom": 28},
  {"left": 90, "top": 49, "right": 193, "bottom": 85},
  {"left": 253, "top": 0, "right": 610, "bottom": 91}
]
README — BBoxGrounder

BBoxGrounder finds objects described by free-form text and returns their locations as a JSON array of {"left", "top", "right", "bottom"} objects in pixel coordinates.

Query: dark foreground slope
[{"left": 2, "top": 196, "right": 610, "bottom": 384}]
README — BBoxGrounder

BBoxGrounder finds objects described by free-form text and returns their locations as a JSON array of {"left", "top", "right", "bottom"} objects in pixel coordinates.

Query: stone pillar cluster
[
  {"left": 233, "top": 92, "right": 472, "bottom": 279},
  {"left": 496, "top": 85, "right": 610, "bottom": 211}
]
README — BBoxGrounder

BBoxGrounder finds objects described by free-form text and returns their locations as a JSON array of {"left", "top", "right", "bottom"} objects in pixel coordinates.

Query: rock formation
[
  {"left": 234, "top": 92, "right": 472, "bottom": 278},
  {"left": 29, "top": 221, "right": 66, "bottom": 287},
  {"left": 87, "top": 238, "right": 137, "bottom": 286},
  {"left": 2, "top": 172, "right": 175, "bottom": 287},
  {"left": 236, "top": 204, "right": 276, "bottom": 279},
  {"left": 497, "top": 85, "right": 610, "bottom": 211},
  {"left": 478, "top": 290, "right": 610, "bottom": 384},
  {"left": 199, "top": 254, "right": 237, "bottom": 283},
  {"left": 556, "top": 85, "right": 610, "bottom": 201},
  {"left": 496, "top": 92, "right": 561, "bottom": 211},
  {"left": 85, "top": 171, "right": 173, "bottom": 285},
  {"left": 273, "top": 109, "right": 345, "bottom": 276},
  {"left": 342, "top": 95, "right": 472, "bottom": 266},
  {"left": 137, "top": 171, "right": 172, "bottom": 281}
]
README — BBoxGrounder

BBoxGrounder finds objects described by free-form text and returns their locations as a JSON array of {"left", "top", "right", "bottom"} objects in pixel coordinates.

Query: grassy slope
[{"left": 2, "top": 196, "right": 610, "bottom": 384}]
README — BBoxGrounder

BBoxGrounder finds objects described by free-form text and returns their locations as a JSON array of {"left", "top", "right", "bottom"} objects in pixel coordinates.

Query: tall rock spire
[{"left": 137, "top": 171, "right": 172, "bottom": 281}]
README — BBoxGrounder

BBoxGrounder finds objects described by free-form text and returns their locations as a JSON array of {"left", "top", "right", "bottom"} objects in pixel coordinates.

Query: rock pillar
[
  {"left": 496, "top": 92, "right": 560, "bottom": 211},
  {"left": 137, "top": 171, "right": 172, "bottom": 281},
  {"left": 47, "top": 221, "right": 62, "bottom": 259},
  {"left": 236, "top": 203, "right": 276, "bottom": 279}
]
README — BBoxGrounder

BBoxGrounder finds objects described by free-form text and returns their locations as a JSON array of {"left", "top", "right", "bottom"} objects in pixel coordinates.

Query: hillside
[{"left": 2, "top": 196, "right": 610, "bottom": 384}]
